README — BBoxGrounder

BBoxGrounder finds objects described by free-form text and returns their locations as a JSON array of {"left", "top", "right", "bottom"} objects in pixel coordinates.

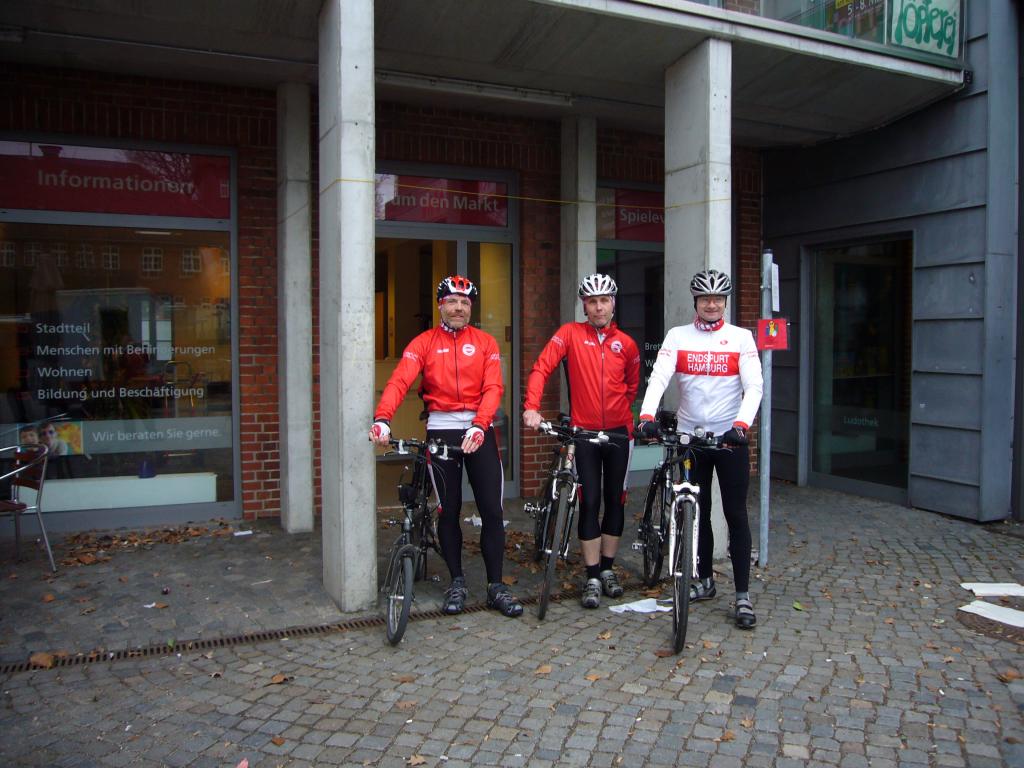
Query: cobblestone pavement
[{"left": 1, "top": 483, "right": 1023, "bottom": 767}]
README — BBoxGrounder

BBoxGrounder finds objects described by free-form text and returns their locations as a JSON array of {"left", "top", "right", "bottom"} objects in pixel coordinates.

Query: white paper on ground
[
  {"left": 608, "top": 598, "right": 672, "bottom": 614},
  {"left": 958, "top": 600, "right": 1024, "bottom": 628},
  {"left": 960, "top": 582, "right": 1024, "bottom": 597},
  {"left": 463, "top": 516, "right": 510, "bottom": 528}
]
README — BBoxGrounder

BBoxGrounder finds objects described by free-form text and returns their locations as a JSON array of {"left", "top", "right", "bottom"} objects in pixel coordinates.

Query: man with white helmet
[
  {"left": 636, "top": 269, "right": 763, "bottom": 629},
  {"left": 370, "top": 275, "right": 523, "bottom": 618},
  {"left": 523, "top": 273, "right": 641, "bottom": 609}
]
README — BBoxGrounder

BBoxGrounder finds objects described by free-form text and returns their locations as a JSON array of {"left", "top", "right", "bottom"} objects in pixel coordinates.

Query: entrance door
[
  {"left": 373, "top": 237, "right": 514, "bottom": 499},
  {"left": 809, "top": 239, "right": 911, "bottom": 501}
]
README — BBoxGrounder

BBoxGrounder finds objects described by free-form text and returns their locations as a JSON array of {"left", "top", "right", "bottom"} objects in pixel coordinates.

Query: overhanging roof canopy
[{"left": 0, "top": 0, "right": 964, "bottom": 147}]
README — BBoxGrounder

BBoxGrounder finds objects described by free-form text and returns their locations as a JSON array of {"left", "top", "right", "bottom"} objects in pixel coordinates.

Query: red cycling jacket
[
  {"left": 374, "top": 324, "right": 504, "bottom": 430},
  {"left": 524, "top": 321, "right": 640, "bottom": 433}
]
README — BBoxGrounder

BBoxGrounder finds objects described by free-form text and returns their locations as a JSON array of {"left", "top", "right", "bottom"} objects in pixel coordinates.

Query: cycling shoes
[
  {"left": 486, "top": 583, "right": 523, "bottom": 618},
  {"left": 442, "top": 577, "right": 468, "bottom": 615}
]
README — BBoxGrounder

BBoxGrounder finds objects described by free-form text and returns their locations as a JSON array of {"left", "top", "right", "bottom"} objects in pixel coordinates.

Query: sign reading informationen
[{"left": 888, "top": 0, "right": 960, "bottom": 59}]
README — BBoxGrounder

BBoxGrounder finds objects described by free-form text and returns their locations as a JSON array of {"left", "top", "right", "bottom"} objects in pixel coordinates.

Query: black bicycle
[
  {"left": 380, "top": 437, "right": 459, "bottom": 644},
  {"left": 524, "top": 418, "right": 608, "bottom": 620},
  {"left": 634, "top": 411, "right": 724, "bottom": 653}
]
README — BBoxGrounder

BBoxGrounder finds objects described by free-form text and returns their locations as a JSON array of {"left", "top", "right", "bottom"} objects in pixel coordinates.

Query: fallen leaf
[
  {"left": 997, "top": 669, "right": 1021, "bottom": 683},
  {"left": 42, "top": 594, "right": 56, "bottom": 603},
  {"left": 792, "top": 601, "right": 804, "bottom": 611},
  {"left": 597, "top": 630, "right": 612, "bottom": 640},
  {"left": 80, "top": 606, "right": 96, "bottom": 615},
  {"left": 393, "top": 674, "right": 417, "bottom": 683},
  {"left": 269, "top": 736, "right": 285, "bottom": 746},
  {"left": 501, "top": 575, "right": 517, "bottom": 585},
  {"left": 396, "top": 700, "right": 417, "bottom": 710},
  {"left": 77, "top": 553, "right": 97, "bottom": 565},
  {"left": 653, "top": 649, "right": 674, "bottom": 658},
  {"left": 29, "top": 652, "right": 54, "bottom": 669},
  {"left": 884, "top": 618, "right": 895, "bottom": 625},
  {"left": 584, "top": 673, "right": 603, "bottom": 681},
  {"left": 408, "top": 756, "right": 426, "bottom": 766},
  {"left": 154, "top": 602, "right": 169, "bottom": 610},
  {"left": 268, "top": 673, "right": 291, "bottom": 685},
  {"left": 740, "top": 717, "right": 754, "bottom": 728},
  {"left": 119, "top": 576, "right": 129, "bottom": 583},
  {"left": 534, "top": 664, "right": 552, "bottom": 675},
  {"left": 717, "top": 730, "right": 735, "bottom": 742},
  {"left": 702, "top": 640, "right": 716, "bottom": 649}
]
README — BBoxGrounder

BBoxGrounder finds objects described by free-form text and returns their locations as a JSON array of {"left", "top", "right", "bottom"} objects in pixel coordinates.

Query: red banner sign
[
  {"left": 597, "top": 188, "right": 664, "bottom": 242},
  {"left": 757, "top": 318, "right": 790, "bottom": 351},
  {"left": 0, "top": 141, "right": 231, "bottom": 218},
  {"left": 375, "top": 174, "right": 508, "bottom": 227}
]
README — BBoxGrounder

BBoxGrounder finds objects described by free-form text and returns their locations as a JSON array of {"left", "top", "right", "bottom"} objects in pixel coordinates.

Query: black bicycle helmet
[{"left": 436, "top": 275, "right": 479, "bottom": 303}]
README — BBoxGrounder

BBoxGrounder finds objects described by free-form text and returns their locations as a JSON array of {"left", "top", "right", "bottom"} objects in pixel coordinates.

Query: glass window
[
  {"left": 0, "top": 222, "right": 234, "bottom": 511},
  {"left": 75, "top": 243, "right": 95, "bottom": 269},
  {"left": 25, "top": 242, "right": 40, "bottom": 267},
  {"left": 181, "top": 247, "right": 201, "bottom": 275},
  {"left": 0, "top": 241, "right": 15, "bottom": 267}
]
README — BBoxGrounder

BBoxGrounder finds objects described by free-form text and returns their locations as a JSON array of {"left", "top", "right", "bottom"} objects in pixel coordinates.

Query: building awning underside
[{"left": 1, "top": 0, "right": 964, "bottom": 147}]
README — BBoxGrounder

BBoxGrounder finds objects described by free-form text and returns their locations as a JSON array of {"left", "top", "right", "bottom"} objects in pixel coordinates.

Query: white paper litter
[
  {"left": 960, "top": 582, "right": 1024, "bottom": 597},
  {"left": 608, "top": 598, "right": 672, "bottom": 614},
  {"left": 958, "top": 600, "right": 1024, "bottom": 628},
  {"left": 463, "top": 516, "right": 510, "bottom": 528},
  {"left": 233, "top": 530, "right": 253, "bottom": 537}
]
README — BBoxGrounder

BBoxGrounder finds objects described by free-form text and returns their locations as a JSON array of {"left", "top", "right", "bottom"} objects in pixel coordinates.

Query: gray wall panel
[
  {"left": 909, "top": 476, "right": 980, "bottom": 519},
  {"left": 771, "top": 408, "right": 799, "bottom": 453},
  {"left": 766, "top": 152, "right": 987, "bottom": 237},
  {"left": 772, "top": 365, "right": 800, "bottom": 411},
  {"left": 771, "top": 452, "right": 797, "bottom": 481},
  {"left": 914, "top": 263, "right": 985, "bottom": 319},
  {"left": 914, "top": 207, "right": 988, "bottom": 267},
  {"left": 913, "top": 319, "right": 984, "bottom": 373},
  {"left": 912, "top": 373, "right": 983, "bottom": 429},
  {"left": 910, "top": 425, "right": 981, "bottom": 485}
]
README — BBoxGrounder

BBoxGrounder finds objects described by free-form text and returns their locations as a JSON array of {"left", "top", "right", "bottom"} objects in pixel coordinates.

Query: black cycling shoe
[
  {"left": 486, "top": 583, "right": 523, "bottom": 618},
  {"left": 689, "top": 577, "right": 717, "bottom": 602},
  {"left": 735, "top": 598, "right": 756, "bottom": 629},
  {"left": 442, "top": 577, "right": 468, "bottom": 615}
]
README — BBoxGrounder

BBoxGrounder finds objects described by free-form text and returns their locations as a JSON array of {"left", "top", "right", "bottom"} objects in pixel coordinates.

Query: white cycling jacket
[{"left": 640, "top": 320, "right": 763, "bottom": 436}]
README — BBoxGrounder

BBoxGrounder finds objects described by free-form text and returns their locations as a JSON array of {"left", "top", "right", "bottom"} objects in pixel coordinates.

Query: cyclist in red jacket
[
  {"left": 369, "top": 275, "right": 522, "bottom": 618},
  {"left": 523, "top": 273, "right": 641, "bottom": 609}
]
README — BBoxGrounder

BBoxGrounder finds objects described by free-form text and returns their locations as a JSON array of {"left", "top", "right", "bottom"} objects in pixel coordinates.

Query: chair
[{"left": 0, "top": 444, "right": 55, "bottom": 572}]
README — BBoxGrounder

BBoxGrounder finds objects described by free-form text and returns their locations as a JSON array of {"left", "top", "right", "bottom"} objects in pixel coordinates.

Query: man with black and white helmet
[
  {"left": 636, "top": 268, "right": 763, "bottom": 629},
  {"left": 524, "top": 273, "right": 640, "bottom": 609}
]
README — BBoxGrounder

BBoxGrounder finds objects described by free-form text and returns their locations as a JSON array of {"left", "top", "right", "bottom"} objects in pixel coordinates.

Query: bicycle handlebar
[
  {"left": 537, "top": 421, "right": 610, "bottom": 445},
  {"left": 387, "top": 437, "right": 463, "bottom": 460},
  {"left": 640, "top": 426, "right": 725, "bottom": 449}
]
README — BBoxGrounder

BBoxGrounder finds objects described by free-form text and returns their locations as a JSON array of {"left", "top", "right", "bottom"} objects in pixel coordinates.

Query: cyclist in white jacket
[{"left": 636, "top": 269, "right": 762, "bottom": 629}]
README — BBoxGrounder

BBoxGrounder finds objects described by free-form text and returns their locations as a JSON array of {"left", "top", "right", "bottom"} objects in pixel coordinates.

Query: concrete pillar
[
  {"left": 317, "top": 0, "right": 376, "bottom": 610},
  {"left": 560, "top": 116, "right": 597, "bottom": 324},
  {"left": 665, "top": 39, "right": 733, "bottom": 561},
  {"left": 276, "top": 82, "right": 313, "bottom": 534}
]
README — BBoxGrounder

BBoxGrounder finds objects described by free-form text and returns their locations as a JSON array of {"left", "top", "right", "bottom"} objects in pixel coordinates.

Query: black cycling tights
[
  {"left": 573, "top": 427, "right": 632, "bottom": 541},
  {"left": 426, "top": 427, "right": 505, "bottom": 585},
  {"left": 691, "top": 444, "right": 752, "bottom": 593}
]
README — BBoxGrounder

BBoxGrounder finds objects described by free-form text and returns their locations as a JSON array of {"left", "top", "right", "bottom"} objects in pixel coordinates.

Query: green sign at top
[{"left": 889, "top": 0, "right": 961, "bottom": 59}]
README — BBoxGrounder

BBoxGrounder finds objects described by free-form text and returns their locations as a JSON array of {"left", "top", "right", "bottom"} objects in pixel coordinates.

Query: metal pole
[{"left": 758, "top": 250, "right": 773, "bottom": 567}]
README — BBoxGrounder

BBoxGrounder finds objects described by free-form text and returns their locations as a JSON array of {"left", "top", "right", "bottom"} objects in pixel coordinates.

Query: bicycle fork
[{"left": 668, "top": 482, "right": 700, "bottom": 580}]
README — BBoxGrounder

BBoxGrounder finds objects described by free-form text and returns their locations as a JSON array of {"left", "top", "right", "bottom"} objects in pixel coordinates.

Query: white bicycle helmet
[
  {"left": 689, "top": 269, "right": 732, "bottom": 297},
  {"left": 578, "top": 273, "right": 618, "bottom": 298}
]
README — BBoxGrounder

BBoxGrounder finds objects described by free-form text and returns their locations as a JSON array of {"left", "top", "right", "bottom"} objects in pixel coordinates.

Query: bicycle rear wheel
[
  {"left": 640, "top": 470, "right": 667, "bottom": 586},
  {"left": 385, "top": 545, "right": 415, "bottom": 645},
  {"left": 672, "top": 499, "right": 695, "bottom": 654},
  {"left": 538, "top": 482, "right": 571, "bottom": 620}
]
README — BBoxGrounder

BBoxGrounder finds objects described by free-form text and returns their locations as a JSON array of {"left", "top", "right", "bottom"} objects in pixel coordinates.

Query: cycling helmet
[
  {"left": 578, "top": 273, "right": 618, "bottom": 298},
  {"left": 689, "top": 269, "right": 733, "bottom": 297},
  {"left": 436, "top": 275, "right": 479, "bottom": 303}
]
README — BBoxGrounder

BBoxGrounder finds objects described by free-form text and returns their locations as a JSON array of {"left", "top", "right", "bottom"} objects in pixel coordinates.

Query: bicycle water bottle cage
[{"left": 398, "top": 483, "right": 418, "bottom": 505}]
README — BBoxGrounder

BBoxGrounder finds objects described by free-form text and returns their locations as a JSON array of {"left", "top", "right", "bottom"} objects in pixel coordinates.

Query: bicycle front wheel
[
  {"left": 640, "top": 470, "right": 668, "bottom": 586},
  {"left": 538, "top": 481, "right": 571, "bottom": 621},
  {"left": 532, "top": 478, "right": 555, "bottom": 563},
  {"left": 672, "top": 499, "right": 695, "bottom": 654},
  {"left": 385, "top": 545, "right": 415, "bottom": 645}
]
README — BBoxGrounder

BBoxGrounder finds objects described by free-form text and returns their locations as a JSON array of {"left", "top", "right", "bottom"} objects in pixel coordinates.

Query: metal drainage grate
[{"left": 0, "top": 583, "right": 600, "bottom": 675}]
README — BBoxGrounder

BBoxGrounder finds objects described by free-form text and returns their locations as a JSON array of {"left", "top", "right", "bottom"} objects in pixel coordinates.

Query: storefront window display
[{"left": 0, "top": 141, "right": 235, "bottom": 515}]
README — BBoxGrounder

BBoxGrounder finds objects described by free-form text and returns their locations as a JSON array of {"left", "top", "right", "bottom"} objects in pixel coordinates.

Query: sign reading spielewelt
[{"left": 888, "top": 0, "right": 961, "bottom": 59}]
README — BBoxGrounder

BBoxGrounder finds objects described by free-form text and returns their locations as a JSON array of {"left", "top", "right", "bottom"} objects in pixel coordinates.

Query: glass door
[
  {"left": 810, "top": 239, "right": 911, "bottom": 499},
  {"left": 373, "top": 238, "right": 514, "bottom": 499}
]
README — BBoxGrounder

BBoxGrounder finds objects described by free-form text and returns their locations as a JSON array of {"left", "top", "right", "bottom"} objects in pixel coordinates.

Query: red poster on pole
[{"left": 756, "top": 318, "right": 789, "bottom": 350}]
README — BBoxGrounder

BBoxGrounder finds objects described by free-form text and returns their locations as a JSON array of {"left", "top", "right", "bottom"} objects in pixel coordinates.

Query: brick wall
[{"left": 1, "top": 64, "right": 281, "bottom": 519}]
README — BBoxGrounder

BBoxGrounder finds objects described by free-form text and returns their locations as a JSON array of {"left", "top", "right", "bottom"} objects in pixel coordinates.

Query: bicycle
[
  {"left": 633, "top": 411, "right": 725, "bottom": 653},
  {"left": 524, "top": 417, "right": 608, "bottom": 620},
  {"left": 380, "top": 437, "right": 460, "bottom": 645}
]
